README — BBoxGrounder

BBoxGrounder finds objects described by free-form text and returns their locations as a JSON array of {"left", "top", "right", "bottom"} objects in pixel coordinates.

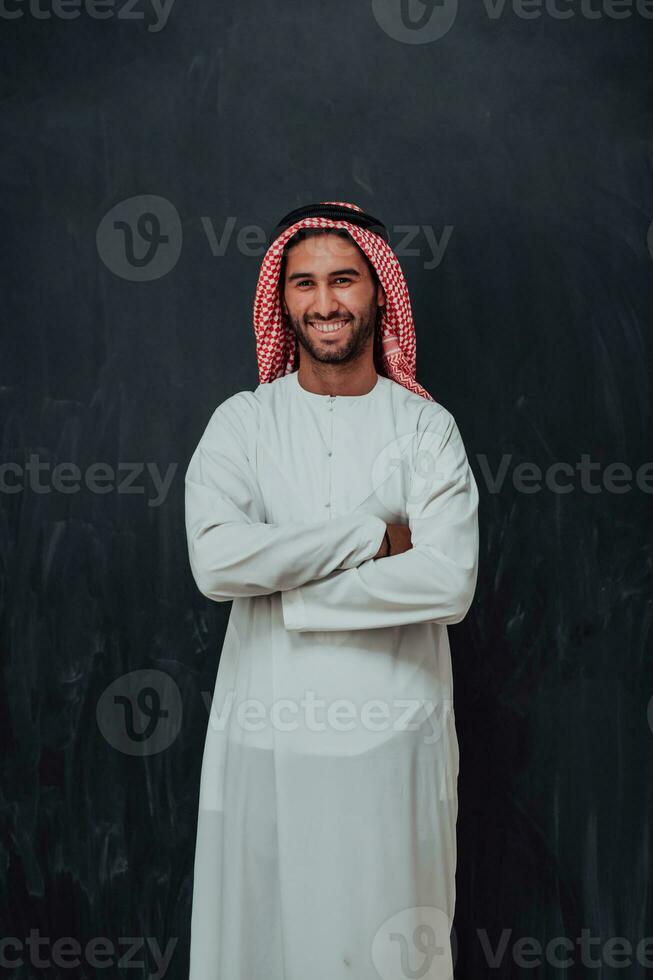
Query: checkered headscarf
[{"left": 252, "top": 201, "right": 434, "bottom": 401}]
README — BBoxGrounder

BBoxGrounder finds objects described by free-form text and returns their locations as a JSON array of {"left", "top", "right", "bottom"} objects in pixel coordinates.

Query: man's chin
[
  {"left": 303, "top": 344, "right": 352, "bottom": 364},
  {"left": 297, "top": 329, "right": 347, "bottom": 354}
]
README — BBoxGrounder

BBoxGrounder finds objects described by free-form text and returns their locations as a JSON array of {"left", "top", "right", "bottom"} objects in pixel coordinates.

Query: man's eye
[{"left": 334, "top": 277, "right": 352, "bottom": 285}]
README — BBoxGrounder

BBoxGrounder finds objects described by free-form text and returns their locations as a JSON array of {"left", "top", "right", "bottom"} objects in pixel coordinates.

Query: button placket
[{"left": 325, "top": 396, "right": 335, "bottom": 512}]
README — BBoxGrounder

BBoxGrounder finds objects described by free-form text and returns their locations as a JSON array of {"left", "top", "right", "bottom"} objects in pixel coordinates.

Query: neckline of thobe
[{"left": 289, "top": 369, "right": 385, "bottom": 402}]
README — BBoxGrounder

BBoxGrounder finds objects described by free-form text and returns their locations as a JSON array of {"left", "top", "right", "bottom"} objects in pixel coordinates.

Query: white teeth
[{"left": 311, "top": 320, "right": 349, "bottom": 333}]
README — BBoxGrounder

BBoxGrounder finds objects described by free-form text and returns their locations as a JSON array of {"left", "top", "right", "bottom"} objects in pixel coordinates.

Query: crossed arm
[{"left": 185, "top": 394, "right": 479, "bottom": 630}]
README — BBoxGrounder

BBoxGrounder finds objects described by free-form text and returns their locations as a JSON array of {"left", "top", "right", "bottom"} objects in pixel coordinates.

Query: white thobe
[{"left": 184, "top": 369, "right": 479, "bottom": 980}]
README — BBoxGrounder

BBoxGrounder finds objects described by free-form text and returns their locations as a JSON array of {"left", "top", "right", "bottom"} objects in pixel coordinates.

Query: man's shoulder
[
  {"left": 205, "top": 374, "right": 289, "bottom": 433},
  {"left": 384, "top": 376, "right": 455, "bottom": 434}
]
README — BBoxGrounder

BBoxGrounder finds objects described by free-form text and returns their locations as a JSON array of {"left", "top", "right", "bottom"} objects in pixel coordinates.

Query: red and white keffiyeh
[{"left": 252, "top": 201, "right": 434, "bottom": 401}]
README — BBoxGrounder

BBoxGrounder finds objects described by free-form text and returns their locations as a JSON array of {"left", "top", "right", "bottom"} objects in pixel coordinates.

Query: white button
[
  {"left": 325, "top": 502, "right": 330, "bottom": 508},
  {"left": 327, "top": 451, "right": 332, "bottom": 457}
]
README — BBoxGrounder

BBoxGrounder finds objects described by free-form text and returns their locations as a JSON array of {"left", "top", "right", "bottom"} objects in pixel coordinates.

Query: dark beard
[{"left": 285, "top": 301, "right": 380, "bottom": 366}]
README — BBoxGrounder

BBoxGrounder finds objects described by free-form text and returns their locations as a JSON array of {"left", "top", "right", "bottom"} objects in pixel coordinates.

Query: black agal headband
[{"left": 271, "top": 202, "right": 390, "bottom": 245}]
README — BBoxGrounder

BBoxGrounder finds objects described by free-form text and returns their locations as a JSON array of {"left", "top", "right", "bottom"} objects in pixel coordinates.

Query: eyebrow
[{"left": 286, "top": 267, "right": 363, "bottom": 282}]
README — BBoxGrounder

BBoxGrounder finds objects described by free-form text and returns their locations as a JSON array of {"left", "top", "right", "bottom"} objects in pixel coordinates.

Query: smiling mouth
[{"left": 309, "top": 319, "right": 351, "bottom": 335}]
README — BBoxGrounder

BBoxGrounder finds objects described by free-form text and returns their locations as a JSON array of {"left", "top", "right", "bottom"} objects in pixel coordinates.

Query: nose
[{"left": 309, "top": 284, "right": 342, "bottom": 320}]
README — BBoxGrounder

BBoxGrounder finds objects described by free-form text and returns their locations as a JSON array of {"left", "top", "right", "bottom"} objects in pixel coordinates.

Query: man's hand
[{"left": 373, "top": 523, "right": 413, "bottom": 560}]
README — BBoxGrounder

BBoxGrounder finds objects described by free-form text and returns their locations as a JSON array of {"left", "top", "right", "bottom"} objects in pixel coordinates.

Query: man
[{"left": 184, "top": 201, "right": 479, "bottom": 980}]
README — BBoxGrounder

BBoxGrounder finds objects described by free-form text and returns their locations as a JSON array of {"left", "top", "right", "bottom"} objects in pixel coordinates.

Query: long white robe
[{"left": 184, "top": 369, "right": 479, "bottom": 980}]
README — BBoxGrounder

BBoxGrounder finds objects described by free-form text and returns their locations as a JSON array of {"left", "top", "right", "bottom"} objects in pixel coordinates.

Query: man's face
[{"left": 281, "top": 233, "right": 386, "bottom": 366}]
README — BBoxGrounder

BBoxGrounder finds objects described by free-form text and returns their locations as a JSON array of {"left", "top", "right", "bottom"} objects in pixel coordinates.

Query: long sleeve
[
  {"left": 184, "top": 393, "right": 387, "bottom": 602},
  {"left": 281, "top": 409, "right": 479, "bottom": 631}
]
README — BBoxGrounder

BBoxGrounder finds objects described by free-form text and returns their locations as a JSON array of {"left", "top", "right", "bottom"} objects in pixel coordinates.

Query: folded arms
[{"left": 185, "top": 394, "right": 479, "bottom": 629}]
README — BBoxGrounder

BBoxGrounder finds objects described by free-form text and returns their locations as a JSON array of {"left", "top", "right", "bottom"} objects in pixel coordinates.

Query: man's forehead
[{"left": 284, "top": 233, "right": 368, "bottom": 267}]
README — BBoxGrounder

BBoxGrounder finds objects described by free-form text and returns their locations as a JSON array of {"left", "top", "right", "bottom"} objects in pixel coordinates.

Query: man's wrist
[{"left": 372, "top": 525, "right": 391, "bottom": 560}]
